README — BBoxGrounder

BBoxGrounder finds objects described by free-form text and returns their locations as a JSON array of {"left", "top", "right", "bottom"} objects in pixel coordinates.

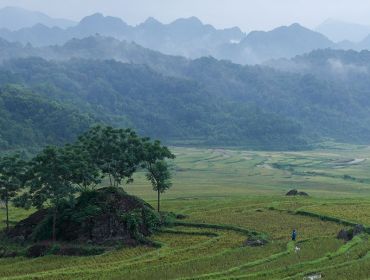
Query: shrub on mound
[{"left": 9, "top": 187, "right": 161, "bottom": 245}]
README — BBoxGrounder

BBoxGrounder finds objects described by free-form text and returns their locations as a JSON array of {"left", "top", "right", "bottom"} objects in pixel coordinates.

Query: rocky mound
[
  {"left": 8, "top": 187, "right": 161, "bottom": 245},
  {"left": 286, "top": 189, "right": 309, "bottom": 196},
  {"left": 337, "top": 224, "right": 366, "bottom": 241}
]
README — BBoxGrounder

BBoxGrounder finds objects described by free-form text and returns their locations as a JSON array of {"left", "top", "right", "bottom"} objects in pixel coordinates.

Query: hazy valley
[{"left": 0, "top": 4, "right": 370, "bottom": 280}]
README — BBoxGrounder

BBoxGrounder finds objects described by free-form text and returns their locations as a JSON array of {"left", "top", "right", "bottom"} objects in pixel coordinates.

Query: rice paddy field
[{"left": 1, "top": 144, "right": 370, "bottom": 279}]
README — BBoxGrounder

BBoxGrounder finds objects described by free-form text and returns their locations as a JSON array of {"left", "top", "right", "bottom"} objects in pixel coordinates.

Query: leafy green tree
[
  {"left": 23, "top": 146, "right": 77, "bottom": 242},
  {"left": 77, "top": 126, "right": 144, "bottom": 189},
  {"left": 146, "top": 160, "right": 172, "bottom": 212},
  {"left": 0, "top": 154, "right": 26, "bottom": 232},
  {"left": 142, "top": 139, "right": 175, "bottom": 164},
  {"left": 62, "top": 144, "right": 102, "bottom": 192}
]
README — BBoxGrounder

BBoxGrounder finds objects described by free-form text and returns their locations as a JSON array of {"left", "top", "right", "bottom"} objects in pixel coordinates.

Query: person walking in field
[{"left": 292, "top": 229, "right": 297, "bottom": 241}]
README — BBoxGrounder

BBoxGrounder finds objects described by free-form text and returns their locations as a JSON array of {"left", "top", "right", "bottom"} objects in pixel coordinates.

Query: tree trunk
[
  {"left": 5, "top": 194, "right": 9, "bottom": 233},
  {"left": 52, "top": 208, "right": 57, "bottom": 242},
  {"left": 108, "top": 174, "right": 113, "bottom": 187},
  {"left": 157, "top": 189, "right": 160, "bottom": 212}
]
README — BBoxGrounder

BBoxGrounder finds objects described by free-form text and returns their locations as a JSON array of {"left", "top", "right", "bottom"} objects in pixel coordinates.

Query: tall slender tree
[
  {"left": 143, "top": 139, "right": 175, "bottom": 212},
  {"left": 0, "top": 154, "right": 26, "bottom": 233},
  {"left": 146, "top": 160, "right": 172, "bottom": 212}
]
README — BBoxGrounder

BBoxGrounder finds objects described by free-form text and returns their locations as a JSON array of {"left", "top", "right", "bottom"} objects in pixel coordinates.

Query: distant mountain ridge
[
  {"left": 316, "top": 19, "right": 370, "bottom": 43},
  {"left": 0, "top": 12, "right": 345, "bottom": 64},
  {"left": 0, "top": 13, "right": 246, "bottom": 60},
  {"left": 0, "top": 6, "right": 76, "bottom": 30},
  {"left": 3, "top": 9, "right": 370, "bottom": 64},
  {"left": 217, "top": 23, "right": 335, "bottom": 64},
  {"left": 2, "top": 9, "right": 370, "bottom": 64}
]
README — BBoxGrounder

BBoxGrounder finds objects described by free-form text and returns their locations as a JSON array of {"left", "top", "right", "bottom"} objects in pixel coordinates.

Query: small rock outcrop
[
  {"left": 244, "top": 238, "right": 268, "bottom": 247},
  {"left": 337, "top": 224, "right": 366, "bottom": 241},
  {"left": 286, "top": 189, "right": 298, "bottom": 196},
  {"left": 286, "top": 189, "right": 309, "bottom": 196},
  {"left": 337, "top": 229, "right": 351, "bottom": 241}
]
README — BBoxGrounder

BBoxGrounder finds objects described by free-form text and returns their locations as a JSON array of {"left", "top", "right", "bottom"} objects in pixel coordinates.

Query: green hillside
[
  {"left": 0, "top": 85, "right": 92, "bottom": 150},
  {"left": 0, "top": 58, "right": 306, "bottom": 150}
]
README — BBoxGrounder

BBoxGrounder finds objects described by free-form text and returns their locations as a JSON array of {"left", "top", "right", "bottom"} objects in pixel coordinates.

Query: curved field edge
[
  {"left": 212, "top": 235, "right": 366, "bottom": 280},
  {"left": 0, "top": 223, "right": 258, "bottom": 280},
  {"left": 295, "top": 210, "right": 370, "bottom": 233},
  {"left": 175, "top": 210, "right": 370, "bottom": 280}
]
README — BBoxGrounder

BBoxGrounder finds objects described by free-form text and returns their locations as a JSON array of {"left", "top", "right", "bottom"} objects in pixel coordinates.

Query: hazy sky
[{"left": 1, "top": 0, "right": 370, "bottom": 31}]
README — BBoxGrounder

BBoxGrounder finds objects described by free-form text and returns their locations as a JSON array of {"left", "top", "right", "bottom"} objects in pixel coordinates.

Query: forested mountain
[
  {"left": 0, "top": 57, "right": 305, "bottom": 150},
  {"left": 0, "top": 36, "right": 190, "bottom": 77},
  {"left": 217, "top": 23, "right": 335, "bottom": 64},
  {"left": 0, "top": 6, "right": 75, "bottom": 30},
  {"left": 2, "top": 34, "right": 370, "bottom": 149},
  {"left": 1, "top": 48, "right": 370, "bottom": 149},
  {"left": 267, "top": 49, "right": 370, "bottom": 78}
]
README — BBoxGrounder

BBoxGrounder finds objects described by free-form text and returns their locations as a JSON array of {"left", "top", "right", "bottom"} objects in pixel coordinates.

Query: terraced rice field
[{"left": 1, "top": 144, "right": 370, "bottom": 279}]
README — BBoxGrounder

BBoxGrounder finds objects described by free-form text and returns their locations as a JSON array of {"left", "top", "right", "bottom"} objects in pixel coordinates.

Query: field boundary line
[
  {"left": 177, "top": 241, "right": 295, "bottom": 280},
  {"left": 295, "top": 210, "right": 370, "bottom": 233},
  {"left": 172, "top": 222, "right": 264, "bottom": 238},
  {"left": 159, "top": 229, "right": 219, "bottom": 237}
]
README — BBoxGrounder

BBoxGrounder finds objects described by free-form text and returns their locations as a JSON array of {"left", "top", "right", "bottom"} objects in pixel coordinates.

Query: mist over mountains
[
  {"left": 1, "top": 7, "right": 370, "bottom": 64},
  {"left": 2, "top": 7, "right": 370, "bottom": 150}
]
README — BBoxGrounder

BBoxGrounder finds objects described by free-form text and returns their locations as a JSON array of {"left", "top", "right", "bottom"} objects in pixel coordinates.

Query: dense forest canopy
[
  {"left": 0, "top": 56, "right": 309, "bottom": 151},
  {"left": 0, "top": 85, "right": 92, "bottom": 150}
]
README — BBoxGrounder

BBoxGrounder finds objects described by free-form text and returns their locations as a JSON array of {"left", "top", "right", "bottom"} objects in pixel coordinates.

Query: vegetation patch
[{"left": 0, "top": 126, "right": 175, "bottom": 257}]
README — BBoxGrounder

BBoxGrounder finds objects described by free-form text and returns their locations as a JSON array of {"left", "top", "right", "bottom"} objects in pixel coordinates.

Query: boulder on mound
[
  {"left": 286, "top": 189, "right": 309, "bottom": 196},
  {"left": 8, "top": 187, "right": 161, "bottom": 245},
  {"left": 286, "top": 189, "right": 298, "bottom": 196}
]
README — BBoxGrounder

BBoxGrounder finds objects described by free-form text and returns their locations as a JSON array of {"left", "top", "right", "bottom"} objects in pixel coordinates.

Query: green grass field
[{"left": 1, "top": 144, "right": 370, "bottom": 279}]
